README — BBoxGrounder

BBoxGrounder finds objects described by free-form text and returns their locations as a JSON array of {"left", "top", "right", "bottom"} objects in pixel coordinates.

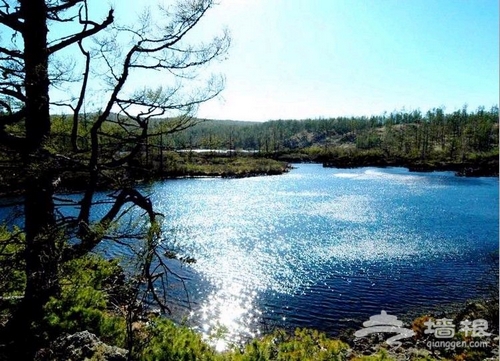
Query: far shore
[{"left": 0, "top": 151, "right": 497, "bottom": 198}]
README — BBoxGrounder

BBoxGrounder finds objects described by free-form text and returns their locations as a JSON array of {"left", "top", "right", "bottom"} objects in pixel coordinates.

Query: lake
[
  {"left": 136, "top": 164, "right": 498, "bottom": 349},
  {"left": 1, "top": 164, "right": 498, "bottom": 350}
]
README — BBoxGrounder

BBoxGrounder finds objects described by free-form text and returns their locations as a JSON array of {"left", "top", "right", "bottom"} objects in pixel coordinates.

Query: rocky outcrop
[{"left": 35, "top": 331, "right": 127, "bottom": 361}]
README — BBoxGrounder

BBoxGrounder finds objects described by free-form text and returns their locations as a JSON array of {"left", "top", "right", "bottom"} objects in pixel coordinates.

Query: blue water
[
  {"left": 137, "top": 164, "right": 497, "bottom": 349},
  {"left": 1, "top": 165, "right": 498, "bottom": 349}
]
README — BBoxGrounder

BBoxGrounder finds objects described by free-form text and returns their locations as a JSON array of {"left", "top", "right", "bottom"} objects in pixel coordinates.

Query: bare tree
[{"left": 0, "top": 0, "right": 229, "bottom": 358}]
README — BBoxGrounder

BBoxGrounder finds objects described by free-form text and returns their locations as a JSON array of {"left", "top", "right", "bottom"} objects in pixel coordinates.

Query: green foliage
[
  {"left": 228, "top": 328, "right": 349, "bottom": 361},
  {"left": 139, "top": 324, "right": 349, "bottom": 361},
  {"left": 43, "top": 255, "right": 127, "bottom": 347},
  {"left": 0, "top": 226, "right": 25, "bottom": 297},
  {"left": 158, "top": 152, "right": 288, "bottom": 177},
  {"left": 356, "top": 131, "right": 382, "bottom": 149},
  {"left": 43, "top": 106, "right": 499, "bottom": 165},
  {"left": 0, "top": 234, "right": 128, "bottom": 348},
  {"left": 351, "top": 349, "right": 392, "bottom": 361},
  {"left": 140, "top": 318, "right": 219, "bottom": 361},
  {"left": 152, "top": 106, "right": 498, "bottom": 170},
  {"left": 2, "top": 106, "right": 497, "bottom": 193},
  {"left": 349, "top": 349, "right": 439, "bottom": 361},
  {"left": 0, "top": 225, "right": 26, "bottom": 325},
  {"left": 1, "top": 226, "right": 497, "bottom": 361}
]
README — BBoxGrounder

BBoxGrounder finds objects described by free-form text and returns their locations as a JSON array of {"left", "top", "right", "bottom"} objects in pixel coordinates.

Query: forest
[
  {"left": 2, "top": 105, "right": 495, "bottom": 193},
  {"left": 41, "top": 105, "right": 499, "bottom": 182},
  {"left": 154, "top": 106, "right": 499, "bottom": 159},
  {"left": 158, "top": 105, "right": 499, "bottom": 167}
]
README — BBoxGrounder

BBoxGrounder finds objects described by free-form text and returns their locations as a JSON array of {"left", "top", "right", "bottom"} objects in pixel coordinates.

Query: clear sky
[{"left": 60, "top": 0, "right": 500, "bottom": 121}]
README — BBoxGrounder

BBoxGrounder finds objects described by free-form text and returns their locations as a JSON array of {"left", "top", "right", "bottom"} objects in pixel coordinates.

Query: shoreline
[
  {"left": 0, "top": 156, "right": 497, "bottom": 198},
  {"left": 163, "top": 295, "right": 499, "bottom": 360},
  {"left": 321, "top": 159, "right": 499, "bottom": 177}
]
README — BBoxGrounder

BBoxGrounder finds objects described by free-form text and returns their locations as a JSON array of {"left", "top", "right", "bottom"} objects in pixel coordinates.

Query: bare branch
[
  {"left": 0, "top": 86, "right": 25, "bottom": 101},
  {"left": 47, "top": 0, "right": 84, "bottom": 14},
  {"left": 48, "top": 9, "right": 114, "bottom": 55},
  {"left": 0, "top": 107, "right": 25, "bottom": 125},
  {"left": 66, "top": 188, "right": 159, "bottom": 260},
  {"left": 71, "top": 41, "right": 90, "bottom": 151},
  {"left": 0, "top": 8, "right": 22, "bottom": 32},
  {"left": 0, "top": 45, "right": 22, "bottom": 59}
]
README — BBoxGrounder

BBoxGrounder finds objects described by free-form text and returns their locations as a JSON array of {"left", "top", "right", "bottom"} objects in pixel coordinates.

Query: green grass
[{"left": 159, "top": 152, "right": 289, "bottom": 178}]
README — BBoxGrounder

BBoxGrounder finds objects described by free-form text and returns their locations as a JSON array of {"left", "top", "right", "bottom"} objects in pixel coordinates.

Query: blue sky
[{"left": 61, "top": 0, "right": 500, "bottom": 121}]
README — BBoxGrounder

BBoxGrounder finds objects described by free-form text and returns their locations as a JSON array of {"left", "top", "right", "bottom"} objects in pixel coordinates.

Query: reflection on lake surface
[
  {"left": 3, "top": 165, "right": 495, "bottom": 350},
  {"left": 145, "top": 165, "right": 498, "bottom": 349}
]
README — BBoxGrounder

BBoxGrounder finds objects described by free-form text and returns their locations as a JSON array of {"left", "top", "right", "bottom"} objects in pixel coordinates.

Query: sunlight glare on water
[{"left": 148, "top": 165, "right": 498, "bottom": 350}]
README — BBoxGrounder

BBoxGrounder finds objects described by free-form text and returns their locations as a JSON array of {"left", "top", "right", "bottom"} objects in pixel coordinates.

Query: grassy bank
[
  {"left": 155, "top": 151, "right": 291, "bottom": 178},
  {"left": 273, "top": 148, "right": 499, "bottom": 177},
  {"left": 0, "top": 152, "right": 290, "bottom": 196}
]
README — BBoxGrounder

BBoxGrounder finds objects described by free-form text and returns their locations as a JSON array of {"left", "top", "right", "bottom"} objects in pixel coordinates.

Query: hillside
[
  {"left": 154, "top": 106, "right": 499, "bottom": 176},
  {"left": 0, "top": 106, "right": 496, "bottom": 194}
]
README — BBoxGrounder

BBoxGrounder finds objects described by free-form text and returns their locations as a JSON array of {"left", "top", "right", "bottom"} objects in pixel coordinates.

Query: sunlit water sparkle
[
  {"left": 1, "top": 165, "right": 496, "bottom": 351},
  {"left": 144, "top": 165, "right": 499, "bottom": 350}
]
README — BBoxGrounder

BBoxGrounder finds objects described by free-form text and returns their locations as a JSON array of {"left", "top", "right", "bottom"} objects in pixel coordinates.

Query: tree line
[
  {"left": 140, "top": 106, "right": 499, "bottom": 166},
  {"left": 40, "top": 105, "right": 498, "bottom": 178},
  {"left": 45, "top": 105, "right": 499, "bottom": 157}
]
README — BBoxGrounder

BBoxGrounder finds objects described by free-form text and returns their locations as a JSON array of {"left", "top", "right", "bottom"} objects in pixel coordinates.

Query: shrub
[
  {"left": 140, "top": 318, "right": 219, "bottom": 361},
  {"left": 227, "top": 328, "right": 349, "bottom": 361},
  {"left": 0, "top": 226, "right": 25, "bottom": 298},
  {"left": 43, "top": 255, "right": 127, "bottom": 347}
]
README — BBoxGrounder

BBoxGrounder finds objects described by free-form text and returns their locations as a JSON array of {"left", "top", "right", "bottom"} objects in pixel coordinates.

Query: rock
[
  {"left": 35, "top": 331, "right": 128, "bottom": 361},
  {"left": 343, "top": 348, "right": 354, "bottom": 359}
]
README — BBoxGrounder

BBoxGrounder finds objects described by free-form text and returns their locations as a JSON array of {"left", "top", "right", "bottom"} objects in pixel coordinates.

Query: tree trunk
[
  {"left": 8, "top": 1, "right": 59, "bottom": 358},
  {"left": 23, "top": 0, "right": 51, "bottom": 149},
  {"left": 18, "top": 170, "right": 58, "bottom": 336}
]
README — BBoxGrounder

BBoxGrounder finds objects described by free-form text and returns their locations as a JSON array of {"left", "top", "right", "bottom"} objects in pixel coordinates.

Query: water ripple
[{"left": 146, "top": 164, "right": 498, "bottom": 349}]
